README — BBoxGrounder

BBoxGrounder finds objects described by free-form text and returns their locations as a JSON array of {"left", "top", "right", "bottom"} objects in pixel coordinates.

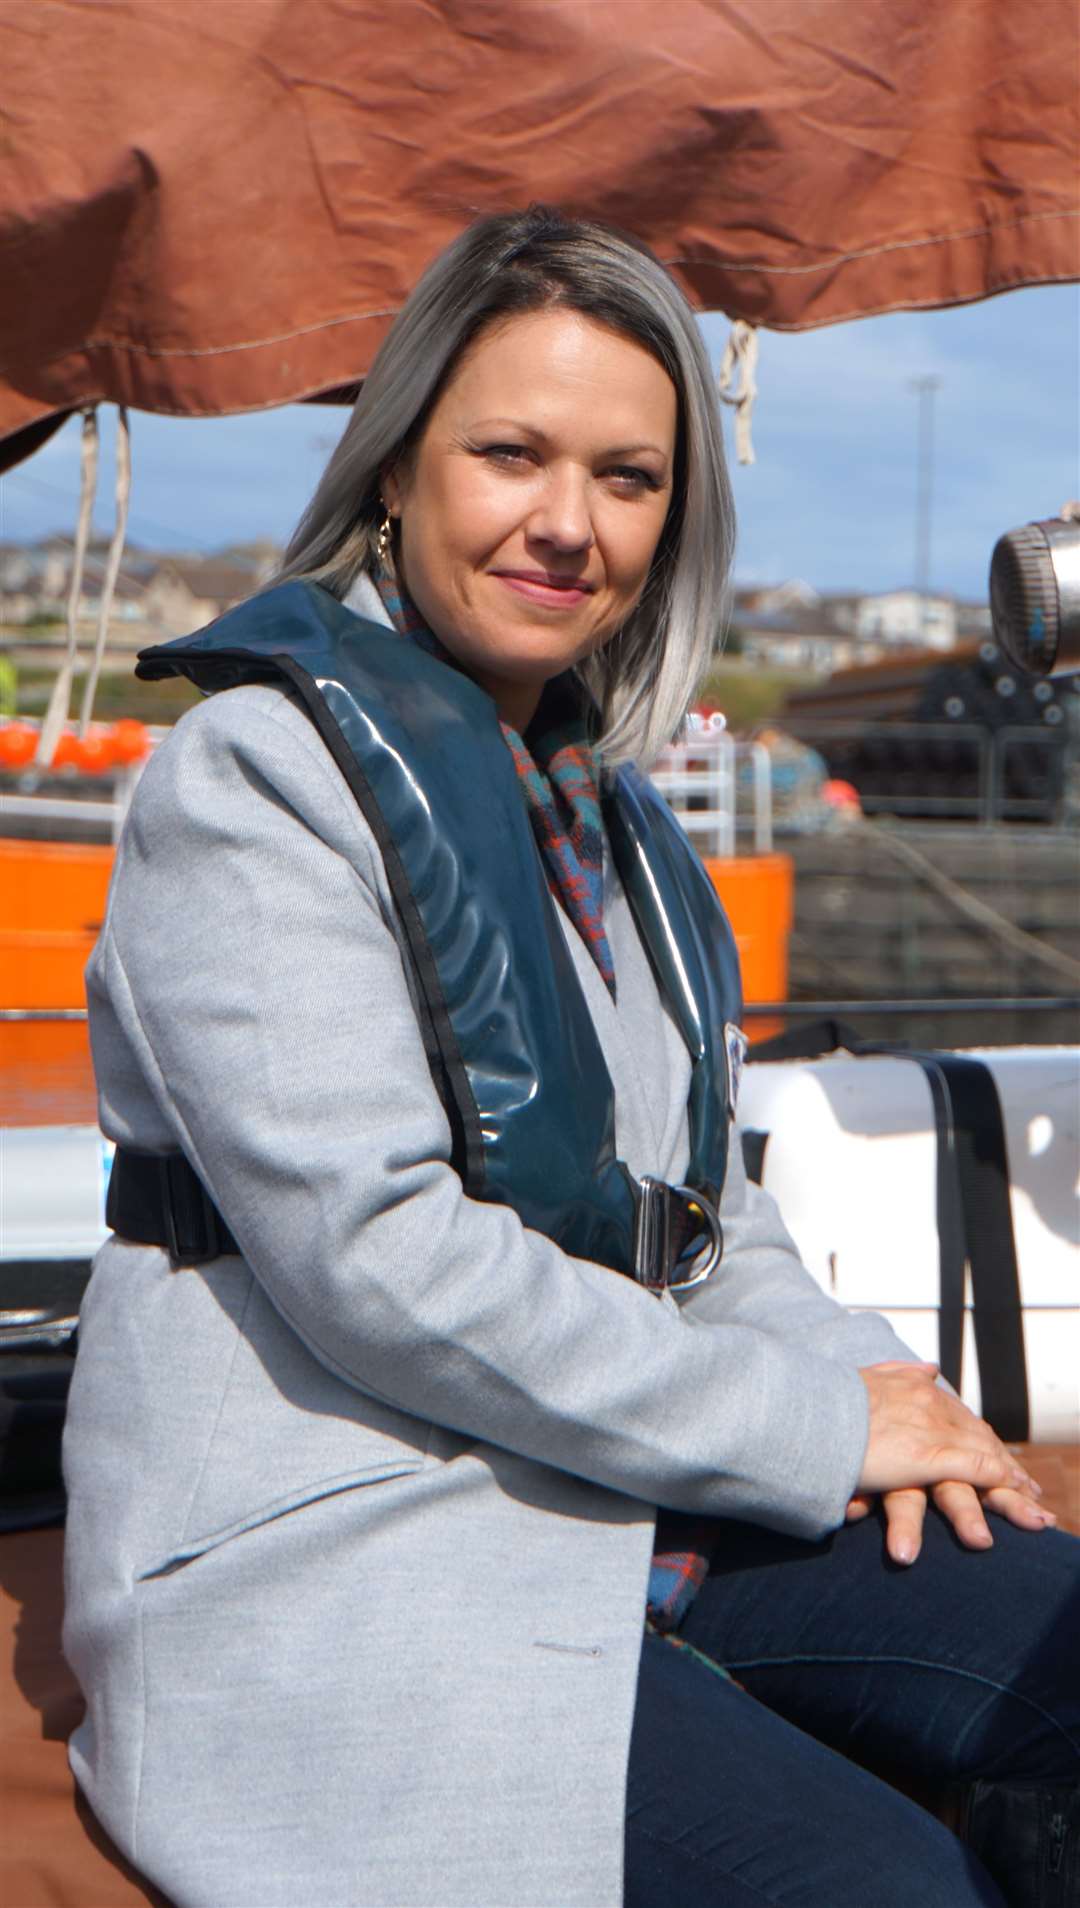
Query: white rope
[
  {"left": 36, "top": 407, "right": 99, "bottom": 767},
  {"left": 80, "top": 405, "right": 131, "bottom": 732},
  {"left": 717, "top": 320, "right": 760, "bottom": 466}
]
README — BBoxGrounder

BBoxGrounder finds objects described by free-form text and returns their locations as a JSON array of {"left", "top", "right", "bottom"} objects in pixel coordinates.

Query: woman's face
[{"left": 382, "top": 307, "right": 678, "bottom": 730}]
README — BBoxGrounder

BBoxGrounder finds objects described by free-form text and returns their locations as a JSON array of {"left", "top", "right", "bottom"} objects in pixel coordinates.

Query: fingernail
[
  {"left": 893, "top": 1541, "right": 916, "bottom": 1565},
  {"left": 1039, "top": 1511, "right": 1058, "bottom": 1526}
]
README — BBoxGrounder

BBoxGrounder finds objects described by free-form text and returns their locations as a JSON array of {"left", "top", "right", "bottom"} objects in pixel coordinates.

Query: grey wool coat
[{"left": 63, "top": 594, "right": 917, "bottom": 1908}]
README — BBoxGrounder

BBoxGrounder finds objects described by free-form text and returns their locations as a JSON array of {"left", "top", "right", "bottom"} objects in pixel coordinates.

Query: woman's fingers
[
  {"left": 844, "top": 1492, "right": 873, "bottom": 1522},
  {"left": 870, "top": 1361, "right": 941, "bottom": 1375},
  {"left": 886, "top": 1480, "right": 1056, "bottom": 1561},
  {"left": 923, "top": 1442, "right": 1021, "bottom": 1492},
  {"left": 858, "top": 1362, "right": 1044, "bottom": 1499},
  {"left": 847, "top": 1478, "right": 1058, "bottom": 1568},
  {"left": 881, "top": 1487, "right": 927, "bottom": 1566},
  {"left": 931, "top": 1393, "right": 1040, "bottom": 1493},
  {"left": 931, "top": 1480, "right": 994, "bottom": 1549},
  {"left": 927, "top": 1436, "right": 1042, "bottom": 1499},
  {"left": 1004, "top": 1450, "right": 1043, "bottom": 1499},
  {"left": 979, "top": 1484, "right": 1058, "bottom": 1532}
]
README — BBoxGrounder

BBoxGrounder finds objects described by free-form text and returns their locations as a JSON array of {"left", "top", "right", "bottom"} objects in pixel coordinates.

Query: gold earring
[{"left": 375, "top": 506, "right": 394, "bottom": 571}]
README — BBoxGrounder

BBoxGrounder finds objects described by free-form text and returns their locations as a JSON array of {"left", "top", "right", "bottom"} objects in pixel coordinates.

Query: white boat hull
[{"left": 739, "top": 1047, "right": 1080, "bottom": 1442}]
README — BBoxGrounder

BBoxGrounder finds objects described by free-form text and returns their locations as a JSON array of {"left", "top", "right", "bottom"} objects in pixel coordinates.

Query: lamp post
[{"left": 909, "top": 375, "right": 941, "bottom": 644}]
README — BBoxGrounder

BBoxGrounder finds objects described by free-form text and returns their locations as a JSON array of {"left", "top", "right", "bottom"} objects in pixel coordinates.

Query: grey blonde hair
[{"left": 279, "top": 206, "right": 734, "bottom": 765}]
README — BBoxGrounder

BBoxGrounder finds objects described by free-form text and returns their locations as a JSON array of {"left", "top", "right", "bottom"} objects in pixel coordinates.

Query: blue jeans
[{"left": 625, "top": 1507, "right": 1080, "bottom": 1905}]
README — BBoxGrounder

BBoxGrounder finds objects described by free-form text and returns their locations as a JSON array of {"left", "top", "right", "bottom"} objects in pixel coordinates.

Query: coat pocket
[{"left": 135, "top": 1450, "right": 427, "bottom": 1581}]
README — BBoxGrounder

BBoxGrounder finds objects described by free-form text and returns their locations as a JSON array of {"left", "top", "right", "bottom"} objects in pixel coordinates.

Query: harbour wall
[{"left": 783, "top": 822, "right": 1080, "bottom": 1048}]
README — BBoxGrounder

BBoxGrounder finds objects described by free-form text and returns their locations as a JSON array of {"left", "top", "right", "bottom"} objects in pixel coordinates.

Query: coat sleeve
[{"left": 92, "top": 685, "right": 875, "bottom": 1541}]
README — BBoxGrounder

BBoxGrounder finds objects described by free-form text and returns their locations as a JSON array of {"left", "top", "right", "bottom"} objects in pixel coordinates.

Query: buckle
[{"left": 632, "top": 1177, "right": 723, "bottom": 1293}]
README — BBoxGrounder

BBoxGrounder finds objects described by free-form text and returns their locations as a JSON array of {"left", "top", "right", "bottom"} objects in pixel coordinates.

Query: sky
[{"left": 1, "top": 281, "right": 1077, "bottom": 602}]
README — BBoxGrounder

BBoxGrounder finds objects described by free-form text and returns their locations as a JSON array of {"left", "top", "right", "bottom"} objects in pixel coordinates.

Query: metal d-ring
[{"left": 666, "top": 1185, "right": 723, "bottom": 1290}]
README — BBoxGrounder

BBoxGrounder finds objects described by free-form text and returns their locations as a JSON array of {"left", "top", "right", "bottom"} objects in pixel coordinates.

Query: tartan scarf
[
  {"left": 375, "top": 576, "right": 616, "bottom": 997},
  {"left": 375, "top": 572, "right": 717, "bottom": 1634},
  {"left": 647, "top": 1509, "right": 718, "bottom": 1632}
]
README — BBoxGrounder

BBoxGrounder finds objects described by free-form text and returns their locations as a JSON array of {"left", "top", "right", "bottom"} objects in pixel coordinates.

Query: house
[
  {"left": 730, "top": 586, "right": 872, "bottom": 674},
  {"left": 731, "top": 609, "right": 864, "bottom": 674},
  {"left": 142, "top": 558, "right": 260, "bottom": 633},
  {"left": 0, "top": 545, "right": 38, "bottom": 625},
  {"left": 854, "top": 589, "right": 957, "bottom": 651},
  {"left": 729, "top": 581, "right": 971, "bottom": 674}
]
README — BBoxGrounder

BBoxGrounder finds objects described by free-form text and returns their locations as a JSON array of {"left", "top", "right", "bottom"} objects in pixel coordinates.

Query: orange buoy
[
  {"left": 821, "top": 777, "right": 861, "bottom": 813},
  {"left": 72, "top": 726, "right": 115, "bottom": 775},
  {"left": 49, "top": 729, "right": 81, "bottom": 771},
  {"left": 109, "top": 718, "right": 150, "bottom": 764},
  {"left": 0, "top": 721, "right": 38, "bottom": 771}
]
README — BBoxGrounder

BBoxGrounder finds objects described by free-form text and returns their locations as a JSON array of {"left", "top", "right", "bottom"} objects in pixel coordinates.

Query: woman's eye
[
  {"left": 607, "top": 465, "right": 660, "bottom": 492},
  {"left": 479, "top": 443, "right": 532, "bottom": 467}
]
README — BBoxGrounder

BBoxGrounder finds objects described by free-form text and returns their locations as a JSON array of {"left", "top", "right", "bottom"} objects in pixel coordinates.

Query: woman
[{"left": 63, "top": 206, "right": 1078, "bottom": 1907}]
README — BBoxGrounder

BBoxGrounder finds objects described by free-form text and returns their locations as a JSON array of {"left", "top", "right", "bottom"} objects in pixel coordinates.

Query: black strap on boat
[
  {"left": 106, "top": 1149, "right": 240, "bottom": 1266},
  {"left": 747, "top": 1022, "right": 1029, "bottom": 1441},
  {"left": 740, "top": 1128, "right": 770, "bottom": 1187},
  {"left": 885, "top": 1049, "right": 966, "bottom": 1401},
  {"left": 932, "top": 1055, "right": 1029, "bottom": 1443}
]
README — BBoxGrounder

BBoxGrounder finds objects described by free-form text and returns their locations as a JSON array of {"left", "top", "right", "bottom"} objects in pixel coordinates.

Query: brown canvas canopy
[{"left": 1, "top": 0, "right": 1077, "bottom": 469}]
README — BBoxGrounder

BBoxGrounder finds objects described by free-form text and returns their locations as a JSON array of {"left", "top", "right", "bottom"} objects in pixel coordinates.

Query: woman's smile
[
  {"left": 382, "top": 306, "right": 677, "bottom": 729},
  {"left": 490, "top": 567, "right": 597, "bottom": 609}
]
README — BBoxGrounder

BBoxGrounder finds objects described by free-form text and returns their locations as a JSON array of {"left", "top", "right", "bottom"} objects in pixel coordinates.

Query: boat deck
[{"left": 1019, "top": 1443, "right": 1080, "bottom": 1528}]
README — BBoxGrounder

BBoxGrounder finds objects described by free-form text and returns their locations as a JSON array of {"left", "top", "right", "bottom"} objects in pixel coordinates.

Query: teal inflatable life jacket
[{"left": 137, "top": 579, "right": 744, "bottom": 1288}]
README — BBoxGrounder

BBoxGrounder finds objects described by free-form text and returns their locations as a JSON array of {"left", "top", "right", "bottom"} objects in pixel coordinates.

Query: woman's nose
[{"left": 528, "top": 468, "right": 594, "bottom": 552}]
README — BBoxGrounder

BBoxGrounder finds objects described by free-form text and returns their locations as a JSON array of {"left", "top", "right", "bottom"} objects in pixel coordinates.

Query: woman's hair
[{"left": 279, "top": 205, "right": 734, "bottom": 765}]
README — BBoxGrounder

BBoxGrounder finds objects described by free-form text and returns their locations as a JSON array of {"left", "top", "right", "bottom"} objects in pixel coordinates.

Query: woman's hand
[
  {"left": 857, "top": 1360, "right": 1037, "bottom": 1496},
  {"left": 846, "top": 1481, "right": 1057, "bottom": 1565},
  {"left": 851, "top": 1361, "right": 1057, "bottom": 1564}
]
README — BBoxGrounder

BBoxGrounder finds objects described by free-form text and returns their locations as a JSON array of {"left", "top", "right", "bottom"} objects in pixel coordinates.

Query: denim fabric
[{"left": 626, "top": 1507, "right": 1080, "bottom": 1905}]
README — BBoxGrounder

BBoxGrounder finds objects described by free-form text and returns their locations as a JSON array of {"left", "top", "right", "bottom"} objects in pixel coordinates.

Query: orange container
[
  {"left": 703, "top": 852, "right": 794, "bottom": 1042},
  {"left": 0, "top": 1019, "right": 99, "bottom": 1125},
  {"left": 0, "top": 839, "right": 113, "bottom": 1123},
  {"left": 0, "top": 838, "right": 792, "bottom": 1118},
  {"left": 0, "top": 839, "right": 113, "bottom": 1010}
]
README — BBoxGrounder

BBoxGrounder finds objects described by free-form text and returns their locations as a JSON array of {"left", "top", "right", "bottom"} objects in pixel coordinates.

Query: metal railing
[
  {"left": 651, "top": 725, "right": 773, "bottom": 857},
  {"left": 742, "top": 997, "right": 1080, "bottom": 1020},
  {"left": 7, "top": 720, "right": 1074, "bottom": 847},
  {"left": 2, "top": 728, "right": 777, "bottom": 857},
  {"left": 784, "top": 720, "right": 1078, "bottom": 828},
  {"left": 653, "top": 720, "right": 1079, "bottom": 842},
  {"left": 0, "top": 761, "right": 145, "bottom": 841}
]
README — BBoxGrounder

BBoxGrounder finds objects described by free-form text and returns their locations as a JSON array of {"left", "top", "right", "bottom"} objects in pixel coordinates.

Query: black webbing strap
[
  {"left": 746, "top": 1022, "right": 1029, "bottom": 1441},
  {"left": 106, "top": 1148, "right": 714, "bottom": 1290},
  {"left": 740, "top": 1128, "right": 770, "bottom": 1188},
  {"left": 899, "top": 1051, "right": 967, "bottom": 1399},
  {"left": 932, "top": 1055, "right": 1029, "bottom": 1442},
  {"left": 106, "top": 1149, "right": 240, "bottom": 1265}
]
